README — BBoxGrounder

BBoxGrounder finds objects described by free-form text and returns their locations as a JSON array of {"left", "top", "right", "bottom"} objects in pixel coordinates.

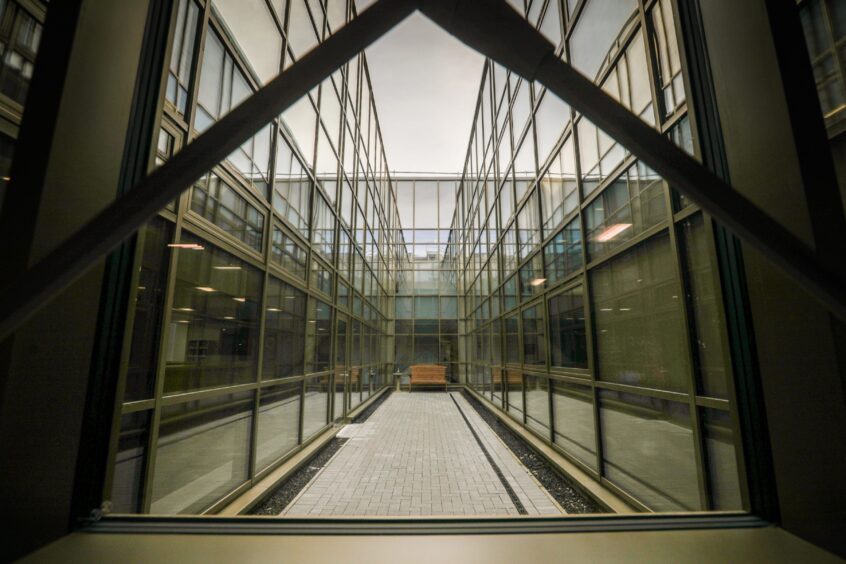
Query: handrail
[{"left": 1, "top": 0, "right": 845, "bottom": 341}]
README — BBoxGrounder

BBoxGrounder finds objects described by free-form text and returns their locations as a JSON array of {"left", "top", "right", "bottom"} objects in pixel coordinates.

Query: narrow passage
[{"left": 282, "top": 392, "right": 562, "bottom": 516}]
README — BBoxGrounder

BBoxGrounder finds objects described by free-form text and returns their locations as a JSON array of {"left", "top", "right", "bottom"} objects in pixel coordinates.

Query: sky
[{"left": 355, "top": 5, "right": 485, "bottom": 174}]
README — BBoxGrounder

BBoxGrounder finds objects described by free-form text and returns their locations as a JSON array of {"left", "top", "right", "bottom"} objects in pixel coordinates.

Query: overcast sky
[{"left": 356, "top": 6, "right": 485, "bottom": 173}]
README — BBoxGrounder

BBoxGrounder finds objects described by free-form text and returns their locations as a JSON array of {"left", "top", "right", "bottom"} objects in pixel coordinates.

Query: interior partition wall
[
  {"left": 104, "top": 0, "right": 401, "bottom": 516},
  {"left": 458, "top": 0, "right": 745, "bottom": 513}
]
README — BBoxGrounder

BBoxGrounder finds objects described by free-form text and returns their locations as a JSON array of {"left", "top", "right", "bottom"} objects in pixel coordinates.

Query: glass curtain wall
[
  {"left": 393, "top": 177, "right": 460, "bottom": 383},
  {"left": 0, "top": 0, "right": 46, "bottom": 210},
  {"left": 106, "top": 0, "right": 399, "bottom": 515},
  {"left": 459, "top": 0, "right": 744, "bottom": 513}
]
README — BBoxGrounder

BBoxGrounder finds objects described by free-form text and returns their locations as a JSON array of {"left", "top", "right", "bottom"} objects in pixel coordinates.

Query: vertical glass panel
[
  {"left": 506, "top": 369, "right": 524, "bottom": 417},
  {"left": 548, "top": 285, "right": 587, "bottom": 369},
  {"left": 306, "top": 299, "right": 332, "bottom": 373},
  {"left": 539, "top": 135, "right": 578, "bottom": 235},
  {"left": 302, "top": 374, "right": 329, "bottom": 439},
  {"left": 702, "top": 407, "right": 743, "bottom": 510},
  {"left": 166, "top": 0, "right": 200, "bottom": 114},
  {"left": 191, "top": 173, "right": 264, "bottom": 251},
  {"left": 212, "top": 0, "right": 282, "bottom": 83},
  {"left": 413, "top": 335, "right": 437, "bottom": 364},
  {"left": 196, "top": 30, "right": 252, "bottom": 131},
  {"left": 651, "top": 0, "right": 685, "bottom": 116},
  {"left": 500, "top": 179, "right": 514, "bottom": 225},
  {"left": 533, "top": 89, "right": 570, "bottom": 166},
  {"left": 585, "top": 162, "right": 665, "bottom": 260},
  {"left": 311, "top": 258, "right": 334, "bottom": 297},
  {"left": 281, "top": 90, "right": 318, "bottom": 169},
  {"left": 590, "top": 234, "right": 690, "bottom": 393},
  {"left": 522, "top": 304, "right": 546, "bottom": 366},
  {"left": 524, "top": 374, "right": 550, "bottom": 435},
  {"left": 539, "top": 0, "right": 562, "bottom": 45},
  {"left": 125, "top": 220, "right": 172, "bottom": 401},
  {"left": 395, "top": 297, "right": 413, "bottom": 319},
  {"left": 504, "top": 274, "right": 519, "bottom": 311},
  {"left": 0, "top": 4, "right": 42, "bottom": 105},
  {"left": 165, "top": 235, "right": 261, "bottom": 394},
  {"left": 109, "top": 411, "right": 151, "bottom": 513},
  {"left": 569, "top": 0, "right": 637, "bottom": 80},
  {"left": 151, "top": 391, "right": 253, "bottom": 514},
  {"left": 439, "top": 181, "right": 456, "bottom": 228},
  {"left": 287, "top": 0, "right": 320, "bottom": 59},
  {"left": 440, "top": 296, "right": 458, "bottom": 318},
  {"left": 414, "top": 181, "right": 439, "bottom": 228},
  {"left": 519, "top": 252, "right": 544, "bottom": 300},
  {"left": 600, "top": 390, "right": 700, "bottom": 511},
  {"left": 273, "top": 135, "right": 311, "bottom": 237},
  {"left": 263, "top": 276, "right": 306, "bottom": 379},
  {"left": 505, "top": 314, "right": 520, "bottom": 364},
  {"left": 681, "top": 214, "right": 729, "bottom": 398},
  {"left": 256, "top": 381, "right": 301, "bottom": 471},
  {"left": 397, "top": 180, "right": 414, "bottom": 229},
  {"left": 517, "top": 192, "right": 540, "bottom": 258},
  {"left": 311, "top": 193, "right": 335, "bottom": 261},
  {"left": 552, "top": 380, "right": 596, "bottom": 469},
  {"left": 512, "top": 80, "right": 532, "bottom": 136},
  {"left": 271, "top": 225, "right": 307, "bottom": 280},
  {"left": 544, "top": 218, "right": 582, "bottom": 285}
]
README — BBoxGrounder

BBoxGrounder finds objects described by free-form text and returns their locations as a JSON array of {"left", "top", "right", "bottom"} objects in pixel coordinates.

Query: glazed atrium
[{"left": 1, "top": 0, "right": 845, "bottom": 562}]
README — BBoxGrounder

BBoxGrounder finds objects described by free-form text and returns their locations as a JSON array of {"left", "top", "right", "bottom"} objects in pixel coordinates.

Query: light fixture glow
[
  {"left": 175, "top": 320, "right": 190, "bottom": 324},
  {"left": 599, "top": 308, "right": 614, "bottom": 312},
  {"left": 213, "top": 266, "right": 242, "bottom": 270},
  {"left": 223, "top": 316, "right": 235, "bottom": 320},
  {"left": 168, "top": 243, "right": 204, "bottom": 250},
  {"left": 174, "top": 307, "right": 194, "bottom": 312},
  {"left": 233, "top": 297, "right": 246, "bottom": 303},
  {"left": 619, "top": 307, "right": 631, "bottom": 311},
  {"left": 195, "top": 286, "right": 215, "bottom": 292},
  {"left": 529, "top": 278, "right": 546, "bottom": 287},
  {"left": 267, "top": 308, "right": 282, "bottom": 312},
  {"left": 595, "top": 223, "right": 632, "bottom": 242}
]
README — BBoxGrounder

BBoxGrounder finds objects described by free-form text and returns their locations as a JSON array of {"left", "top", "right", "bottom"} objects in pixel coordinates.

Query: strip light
[{"left": 595, "top": 223, "right": 632, "bottom": 242}]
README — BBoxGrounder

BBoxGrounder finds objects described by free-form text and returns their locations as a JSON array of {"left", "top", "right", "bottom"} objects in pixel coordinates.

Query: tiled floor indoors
[{"left": 282, "top": 392, "right": 563, "bottom": 517}]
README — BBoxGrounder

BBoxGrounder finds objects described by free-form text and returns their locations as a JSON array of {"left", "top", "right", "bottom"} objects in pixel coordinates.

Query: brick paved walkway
[{"left": 282, "top": 392, "right": 562, "bottom": 516}]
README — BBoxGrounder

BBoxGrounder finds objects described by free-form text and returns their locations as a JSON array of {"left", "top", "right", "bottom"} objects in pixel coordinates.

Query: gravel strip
[
  {"left": 461, "top": 390, "right": 605, "bottom": 514},
  {"left": 249, "top": 437, "right": 349, "bottom": 515}
]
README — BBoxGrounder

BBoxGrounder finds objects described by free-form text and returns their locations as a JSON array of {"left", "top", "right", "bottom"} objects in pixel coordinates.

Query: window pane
[
  {"left": 544, "top": 218, "right": 582, "bottom": 285},
  {"left": 680, "top": 213, "right": 730, "bottom": 398},
  {"left": 151, "top": 391, "right": 253, "bottom": 514},
  {"left": 569, "top": 0, "right": 637, "bottom": 80},
  {"left": 548, "top": 285, "right": 587, "bottom": 369},
  {"left": 522, "top": 304, "right": 546, "bottom": 366},
  {"left": 590, "top": 233, "right": 690, "bottom": 392},
  {"left": 212, "top": 0, "right": 281, "bottom": 83},
  {"left": 109, "top": 411, "right": 151, "bottom": 513},
  {"left": 302, "top": 374, "right": 329, "bottom": 439},
  {"left": 539, "top": 136, "right": 578, "bottom": 235},
  {"left": 191, "top": 173, "right": 264, "bottom": 251},
  {"left": 271, "top": 226, "right": 307, "bottom": 280},
  {"left": 165, "top": 235, "right": 262, "bottom": 394},
  {"left": 702, "top": 407, "right": 743, "bottom": 510},
  {"left": 525, "top": 374, "right": 549, "bottom": 435},
  {"left": 600, "top": 390, "right": 700, "bottom": 511},
  {"left": 552, "top": 380, "right": 596, "bottom": 470},
  {"left": 256, "top": 381, "right": 301, "bottom": 471},
  {"left": 263, "top": 276, "right": 306, "bottom": 379}
]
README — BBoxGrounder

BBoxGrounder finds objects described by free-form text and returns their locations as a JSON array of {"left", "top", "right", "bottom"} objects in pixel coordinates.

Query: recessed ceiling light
[
  {"left": 529, "top": 278, "right": 546, "bottom": 287},
  {"left": 223, "top": 316, "right": 235, "bottom": 320},
  {"left": 267, "top": 308, "right": 282, "bottom": 312},
  {"left": 213, "top": 266, "right": 241, "bottom": 270},
  {"left": 174, "top": 307, "right": 194, "bottom": 312},
  {"left": 195, "top": 286, "right": 215, "bottom": 292},
  {"left": 596, "top": 223, "right": 632, "bottom": 242},
  {"left": 168, "top": 243, "right": 204, "bottom": 250},
  {"left": 233, "top": 297, "right": 246, "bottom": 302}
]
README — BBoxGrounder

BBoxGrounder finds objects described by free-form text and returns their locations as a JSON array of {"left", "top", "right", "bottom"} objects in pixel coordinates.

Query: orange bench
[{"left": 408, "top": 364, "right": 448, "bottom": 392}]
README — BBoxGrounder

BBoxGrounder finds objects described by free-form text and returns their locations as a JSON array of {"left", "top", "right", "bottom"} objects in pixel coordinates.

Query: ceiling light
[
  {"left": 195, "top": 286, "right": 215, "bottom": 292},
  {"left": 595, "top": 223, "right": 632, "bottom": 242},
  {"left": 168, "top": 243, "right": 205, "bottom": 250},
  {"left": 213, "top": 266, "right": 241, "bottom": 270},
  {"left": 599, "top": 308, "right": 613, "bottom": 312},
  {"left": 174, "top": 307, "right": 194, "bottom": 312},
  {"left": 267, "top": 308, "right": 282, "bottom": 312},
  {"left": 223, "top": 316, "right": 235, "bottom": 320},
  {"left": 233, "top": 297, "right": 246, "bottom": 302},
  {"left": 619, "top": 307, "right": 631, "bottom": 311},
  {"left": 175, "top": 320, "right": 190, "bottom": 324},
  {"left": 529, "top": 278, "right": 546, "bottom": 287}
]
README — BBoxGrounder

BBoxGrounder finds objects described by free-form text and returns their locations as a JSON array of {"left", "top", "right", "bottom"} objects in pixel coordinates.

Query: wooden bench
[
  {"left": 408, "top": 364, "right": 448, "bottom": 392},
  {"left": 492, "top": 368, "right": 523, "bottom": 387}
]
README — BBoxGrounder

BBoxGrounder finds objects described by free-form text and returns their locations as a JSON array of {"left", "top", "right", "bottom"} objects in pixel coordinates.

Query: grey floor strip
[{"left": 449, "top": 393, "right": 528, "bottom": 516}]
